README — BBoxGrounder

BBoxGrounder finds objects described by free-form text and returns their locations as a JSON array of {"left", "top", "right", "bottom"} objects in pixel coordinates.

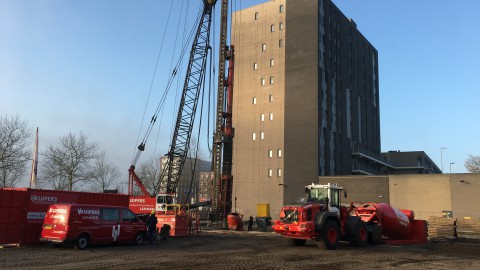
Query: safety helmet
[{"left": 151, "top": 210, "right": 155, "bottom": 214}]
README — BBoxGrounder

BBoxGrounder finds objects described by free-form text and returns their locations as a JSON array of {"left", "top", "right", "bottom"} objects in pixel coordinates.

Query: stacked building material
[
  {"left": 456, "top": 219, "right": 480, "bottom": 240},
  {"left": 427, "top": 216, "right": 455, "bottom": 240}
]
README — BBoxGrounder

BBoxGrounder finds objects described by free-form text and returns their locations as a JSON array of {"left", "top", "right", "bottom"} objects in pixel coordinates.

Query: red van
[{"left": 40, "top": 204, "right": 147, "bottom": 250}]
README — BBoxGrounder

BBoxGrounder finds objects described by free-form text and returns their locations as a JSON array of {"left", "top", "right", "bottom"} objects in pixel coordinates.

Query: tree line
[
  {"left": 0, "top": 114, "right": 210, "bottom": 195},
  {"left": 2, "top": 114, "right": 480, "bottom": 191}
]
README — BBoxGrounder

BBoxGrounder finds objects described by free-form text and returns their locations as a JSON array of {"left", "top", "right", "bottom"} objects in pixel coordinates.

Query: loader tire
[
  {"left": 351, "top": 221, "right": 368, "bottom": 247},
  {"left": 317, "top": 220, "right": 339, "bottom": 250},
  {"left": 368, "top": 223, "right": 383, "bottom": 244}
]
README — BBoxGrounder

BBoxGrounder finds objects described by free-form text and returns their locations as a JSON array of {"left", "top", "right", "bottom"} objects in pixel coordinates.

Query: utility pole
[
  {"left": 450, "top": 162, "right": 455, "bottom": 174},
  {"left": 440, "top": 147, "right": 447, "bottom": 173}
]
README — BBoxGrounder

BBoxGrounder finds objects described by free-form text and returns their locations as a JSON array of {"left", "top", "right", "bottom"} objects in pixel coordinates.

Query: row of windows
[
  {"left": 254, "top": 5, "right": 284, "bottom": 20},
  {"left": 252, "top": 132, "right": 264, "bottom": 140},
  {"left": 253, "top": 59, "right": 274, "bottom": 70},
  {"left": 262, "top": 40, "right": 284, "bottom": 52},
  {"left": 260, "top": 113, "right": 274, "bottom": 121},
  {"left": 252, "top": 95, "right": 274, "bottom": 104},
  {"left": 267, "top": 168, "right": 282, "bottom": 177},
  {"left": 267, "top": 149, "right": 282, "bottom": 158},
  {"left": 270, "top": 22, "right": 284, "bottom": 32},
  {"left": 261, "top": 77, "right": 274, "bottom": 85}
]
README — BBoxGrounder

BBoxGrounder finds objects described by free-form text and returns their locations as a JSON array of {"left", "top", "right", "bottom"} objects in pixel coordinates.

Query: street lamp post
[
  {"left": 440, "top": 147, "right": 447, "bottom": 173},
  {"left": 450, "top": 162, "right": 455, "bottom": 174}
]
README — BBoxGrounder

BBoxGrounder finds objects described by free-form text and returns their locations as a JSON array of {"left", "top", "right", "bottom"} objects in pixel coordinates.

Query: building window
[
  {"left": 279, "top": 39, "right": 283, "bottom": 48},
  {"left": 277, "top": 149, "right": 282, "bottom": 157},
  {"left": 253, "top": 97, "right": 257, "bottom": 104},
  {"left": 260, "top": 114, "right": 265, "bottom": 122},
  {"left": 279, "top": 22, "right": 284, "bottom": 30},
  {"left": 262, "top": 43, "right": 266, "bottom": 51},
  {"left": 277, "top": 168, "right": 282, "bottom": 177},
  {"left": 270, "top": 76, "right": 274, "bottom": 84},
  {"left": 255, "top": 12, "right": 259, "bottom": 20},
  {"left": 260, "top": 132, "right": 265, "bottom": 140},
  {"left": 252, "top": 132, "right": 256, "bottom": 141},
  {"left": 271, "top": 24, "right": 275, "bottom": 32},
  {"left": 253, "top": 62, "right": 258, "bottom": 70},
  {"left": 270, "top": 59, "right": 274, "bottom": 67},
  {"left": 269, "top": 95, "right": 274, "bottom": 102},
  {"left": 269, "top": 112, "right": 273, "bottom": 121},
  {"left": 261, "top": 78, "right": 266, "bottom": 86},
  {"left": 268, "top": 150, "right": 273, "bottom": 158},
  {"left": 268, "top": 169, "right": 273, "bottom": 177},
  {"left": 279, "top": 5, "right": 284, "bottom": 13}
]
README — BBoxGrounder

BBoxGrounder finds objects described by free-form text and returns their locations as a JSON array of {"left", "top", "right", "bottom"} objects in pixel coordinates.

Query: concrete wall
[
  {"left": 450, "top": 174, "right": 480, "bottom": 219},
  {"left": 389, "top": 174, "right": 452, "bottom": 220},
  {"left": 283, "top": 0, "right": 319, "bottom": 213},
  {"left": 319, "top": 176, "right": 390, "bottom": 204},
  {"left": 322, "top": 174, "right": 480, "bottom": 221},
  {"left": 231, "top": 0, "right": 287, "bottom": 219}
]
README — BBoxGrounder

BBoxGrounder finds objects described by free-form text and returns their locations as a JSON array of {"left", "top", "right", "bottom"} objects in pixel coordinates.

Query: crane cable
[
  {"left": 132, "top": 0, "right": 175, "bottom": 164},
  {"left": 132, "top": 6, "right": 204, "bottom": 166},
  {"left": 152, "top": 0, "right": 188, "bottom": 159}
]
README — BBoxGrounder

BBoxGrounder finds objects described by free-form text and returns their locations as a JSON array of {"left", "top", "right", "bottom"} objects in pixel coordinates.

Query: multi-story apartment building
[{"left": 231, "top": 0, "right": 381, "bottom": 217}]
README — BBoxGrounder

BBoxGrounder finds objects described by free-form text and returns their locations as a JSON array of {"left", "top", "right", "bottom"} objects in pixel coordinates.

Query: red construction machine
[
  {"left": 272, "top": 183, "right": 428, "bottom": 249},
  {"left": 127, "top": 0, "right": 235, "bottom": 236}
]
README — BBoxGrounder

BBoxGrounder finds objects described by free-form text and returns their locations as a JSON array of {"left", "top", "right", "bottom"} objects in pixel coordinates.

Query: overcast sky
[{"left": 1, "top": 0, "right": 479, "bottom": 189}]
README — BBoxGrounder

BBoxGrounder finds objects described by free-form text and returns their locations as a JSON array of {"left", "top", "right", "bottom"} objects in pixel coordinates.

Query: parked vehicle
[
  {"left": 272, "top": 183, "right": 427, "bottom": 249},
  {"left": 40, "top": 204, "right": 147, "bottom": 250}
]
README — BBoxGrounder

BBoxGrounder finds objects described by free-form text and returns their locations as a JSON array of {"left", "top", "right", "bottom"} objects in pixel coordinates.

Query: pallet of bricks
[
  {"left": 427, "top": 216, "right": 455, "bottom": 241},
  {"left": 456, "top": 218, "right": 480, "bottom": 240}
]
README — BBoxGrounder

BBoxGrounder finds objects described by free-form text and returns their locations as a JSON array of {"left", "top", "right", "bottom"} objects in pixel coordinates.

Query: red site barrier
[{"left": 0, "top": 188, "right": 129, "bottom": 246}]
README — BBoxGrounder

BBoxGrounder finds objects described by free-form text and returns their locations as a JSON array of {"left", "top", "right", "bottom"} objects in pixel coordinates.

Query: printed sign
[
  {"left": 27, "top": 212, "right": 46, "bottom": 220},
  {"left": 129, "top": 197, "right": 156, "bottom": 214}
]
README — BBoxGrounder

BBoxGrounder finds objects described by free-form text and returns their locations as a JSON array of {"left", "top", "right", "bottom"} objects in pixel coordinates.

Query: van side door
[
  {"left": 119, "top": 208, "right": 142, "bottom": 242},
  {"left": 100, "top": 208, "right": 121, "bottom": 243}
]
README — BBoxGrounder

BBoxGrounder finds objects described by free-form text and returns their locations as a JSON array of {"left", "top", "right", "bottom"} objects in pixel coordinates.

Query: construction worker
[
  {"left": 248, "top": 215, "right": 254, "bottom": 231},
  {"left": 147, "top": 210, "right": 158, "bottom": 244}
]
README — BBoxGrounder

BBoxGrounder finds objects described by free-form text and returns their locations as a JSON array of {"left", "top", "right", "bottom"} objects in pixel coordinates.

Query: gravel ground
[{"left": 1, "top": 229, "right": 479, "bottom": 270}]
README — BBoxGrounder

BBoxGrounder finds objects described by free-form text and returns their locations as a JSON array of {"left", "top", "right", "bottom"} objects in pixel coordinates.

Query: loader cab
[{"left": 305, "top": 183, "right": 344, "bottom": 215}]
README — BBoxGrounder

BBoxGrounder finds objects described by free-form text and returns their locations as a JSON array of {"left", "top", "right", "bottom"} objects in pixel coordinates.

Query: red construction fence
[{"left": 0, "top": 188, "right": 129, "bottom": 246}]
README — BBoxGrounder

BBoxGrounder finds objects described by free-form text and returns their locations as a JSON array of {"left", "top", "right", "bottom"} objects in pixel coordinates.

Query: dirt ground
[{"left": 1, "top": 229, "right": 479, "bottom": 270}]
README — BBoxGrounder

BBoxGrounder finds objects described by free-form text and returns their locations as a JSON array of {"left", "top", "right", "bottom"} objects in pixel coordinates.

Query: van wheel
[
  {"left": 74, "top": 235, "right": 89, "bottom": 250},
  {"left": 133, "top": 232, "right": 144, "bottom": 246}
]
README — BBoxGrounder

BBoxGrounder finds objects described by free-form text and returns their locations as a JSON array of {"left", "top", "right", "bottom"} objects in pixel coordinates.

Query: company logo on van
[
  {"left": 31, "top": 195, "right": 58, "bottom": 204},
  {"left": 77, "top": 208, "right": 100, "bottom": 215},
  {"left": 49, "top": 208, "right": 67, "bottom": 214}
]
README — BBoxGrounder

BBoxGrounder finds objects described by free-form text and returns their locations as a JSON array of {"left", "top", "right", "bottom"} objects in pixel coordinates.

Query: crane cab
[{"left": 156, "top": 193, "right": 176, "bottom": 213}]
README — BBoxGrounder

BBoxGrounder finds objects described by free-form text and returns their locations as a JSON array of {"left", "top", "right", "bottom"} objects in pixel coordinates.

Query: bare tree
[
  {"left": 39, "top": 162, "right": 70, "bottom": 190},
  {"left": 0, "top": 114, "right": 31, "bottom": 187},
  {"left": 465, "top": 155, "right": 480, "bottom": 174},
  {"left": 90, "top": 151, "right": 120, "bottom": 192},
  {"left": 137, "top": 155, "right": 161, "bottom": 196},
  {"left": 42, "top": 132, "right": 97, "bottom": 191}
]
